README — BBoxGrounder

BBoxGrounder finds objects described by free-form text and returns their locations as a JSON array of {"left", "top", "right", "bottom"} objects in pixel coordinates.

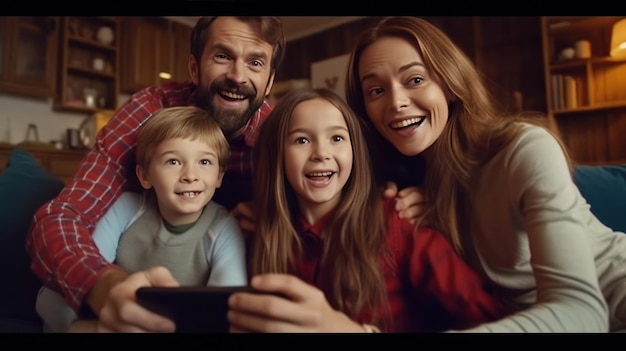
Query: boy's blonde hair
[{"left": 136, "top": 106, "right": 230, "bottom": 173}]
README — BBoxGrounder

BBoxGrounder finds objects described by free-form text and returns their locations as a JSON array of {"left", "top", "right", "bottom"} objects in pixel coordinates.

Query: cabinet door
[
  {"left": 0, "top": 16, "right": 58, "bottom": 99},
  {"left": 121, "top": 17, "right": 176, "bottom": 93},
  {"left": 171, "top": 21, "right": 192, "bottom": 84}
]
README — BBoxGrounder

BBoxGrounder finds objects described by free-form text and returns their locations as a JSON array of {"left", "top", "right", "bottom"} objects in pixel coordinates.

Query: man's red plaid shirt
[{"left": 25, "top": 81, "right": 273, "bottom": 313}]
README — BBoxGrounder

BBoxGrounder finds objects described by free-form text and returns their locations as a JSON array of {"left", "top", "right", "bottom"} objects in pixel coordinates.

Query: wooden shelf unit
[
  {"left": 54, "top": 16, "right": 120, "bottom": 114},
  {"left": 541, "top": 16, "right": 626, "bottom": 165}
]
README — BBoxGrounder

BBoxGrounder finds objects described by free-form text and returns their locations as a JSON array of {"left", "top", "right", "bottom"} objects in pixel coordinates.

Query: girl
[
  {"left": 227, "top": 87, "right": 510, "bottom": 332},
  {"left": 345, "top": 16, "right": 626, "bottom": 332}
]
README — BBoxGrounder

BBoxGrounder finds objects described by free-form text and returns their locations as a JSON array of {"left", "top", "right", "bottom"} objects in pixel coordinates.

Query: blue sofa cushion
[
  {"left": 0, "top": 148, "right": 64, "bottom": 332},
  {"left": 574, "top": 164, "right": 626, "bottom": 233}
]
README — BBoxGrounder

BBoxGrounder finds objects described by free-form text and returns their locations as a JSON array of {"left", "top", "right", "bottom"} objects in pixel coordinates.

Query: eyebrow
[
  {"left": 361, "top": 61, "right": 425, "bottom": 83},
  {"left": 288, "top": 125, "right": 349, "bottom": 135},
  {"left": 213, "top": 43, "right": 269, "bottom": 62}
]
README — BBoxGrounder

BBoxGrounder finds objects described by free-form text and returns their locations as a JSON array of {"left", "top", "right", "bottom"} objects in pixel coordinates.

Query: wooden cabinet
[
  {"left": 120, "top": 17, "right": 191, "bottom": 94},
  {"left": 541, "top": 16, "right": 626, "bottom": 165},
  {"left": 54, "top": 16, "right": 120, "bottom": 114},
  {"left": 0, "top": 16, "right": 58, "bottom": 99},
  {"left": 171, "top": 21, "right": 192, "bottom": 84},
  {"left": 0, "top": 144, "right": 88, "bottom": 184}
]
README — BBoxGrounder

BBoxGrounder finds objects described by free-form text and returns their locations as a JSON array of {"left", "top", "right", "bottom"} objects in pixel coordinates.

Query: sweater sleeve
[
  {"left": 92, "top": 192, "right": 144, "bottom": 263},
  {"left": 452, "top": 125, "right": 608, "bottom": 332}
]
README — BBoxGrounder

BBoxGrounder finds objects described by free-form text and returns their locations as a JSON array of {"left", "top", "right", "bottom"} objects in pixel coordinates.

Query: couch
[{"left": 0, "top": 147, "right": 625, "bottom": 333}]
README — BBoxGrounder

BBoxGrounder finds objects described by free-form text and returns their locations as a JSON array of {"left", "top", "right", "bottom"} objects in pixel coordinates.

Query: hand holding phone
[{"left": 136, "top": 286, "right": 260, "bottom": 333}]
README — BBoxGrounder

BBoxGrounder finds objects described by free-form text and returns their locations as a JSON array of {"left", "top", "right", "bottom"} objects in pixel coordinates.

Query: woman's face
[{"left": 358, "top": 36, "right": 449, "bottom": 156}]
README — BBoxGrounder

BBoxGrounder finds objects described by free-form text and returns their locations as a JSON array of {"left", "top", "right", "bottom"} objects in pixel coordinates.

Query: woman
[{"left": 345, "top": 16, "right": 626, "bottom": 332}]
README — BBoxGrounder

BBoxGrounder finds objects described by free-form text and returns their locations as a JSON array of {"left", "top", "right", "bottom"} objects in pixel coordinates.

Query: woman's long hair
[
  {"left": 249, "top": 87, "right": 389, "bottom": 323},
  {"left": 346, "top": 17, "right": 570, "bottom": 256}
]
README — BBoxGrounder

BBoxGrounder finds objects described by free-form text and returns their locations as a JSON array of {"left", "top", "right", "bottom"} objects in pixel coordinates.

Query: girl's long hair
[
  {"left": 346, "top": 17, "right": 570, "bottom": 256},
  {"left": 249, "top": 87, "right": 389, "bottom": 323}
]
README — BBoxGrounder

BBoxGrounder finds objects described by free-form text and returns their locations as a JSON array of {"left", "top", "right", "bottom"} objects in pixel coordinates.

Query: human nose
[
  {"left": 225, "top": 59, "right": 247, "bottom": 85},
  {"left": 310, "top": 142, "right": 331, "bottom": 161},
  {"left": 180, "top": 165, "right": 198, "bottom": 183},
  {"left": 389, "top": 84, "right": 410, "bottom": 111}
]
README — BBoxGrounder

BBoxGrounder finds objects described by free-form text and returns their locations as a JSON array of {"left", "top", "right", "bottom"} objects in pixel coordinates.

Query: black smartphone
[{"left": 135, "top": 286, "right": 256, "bottom": 333}]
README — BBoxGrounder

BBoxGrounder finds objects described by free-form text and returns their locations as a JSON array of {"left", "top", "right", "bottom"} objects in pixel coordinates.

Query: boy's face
[{"left": 136, "top": 137, "right": 224, "bottom": 226}]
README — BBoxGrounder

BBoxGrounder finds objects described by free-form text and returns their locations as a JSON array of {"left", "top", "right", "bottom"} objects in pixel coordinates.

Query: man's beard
[{"left": 194, "top": 79, "right": 265, "bottom": 137}]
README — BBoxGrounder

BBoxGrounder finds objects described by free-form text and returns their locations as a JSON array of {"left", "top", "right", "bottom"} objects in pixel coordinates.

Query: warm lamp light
[
  {"left": 610, "top": 19, "right": 626, "bottom": 57},
  {"left": 159, "top": 72, "right": 172, "bottom": 80}
]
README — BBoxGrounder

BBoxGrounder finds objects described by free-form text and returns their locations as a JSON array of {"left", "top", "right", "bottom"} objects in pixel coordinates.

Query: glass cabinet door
[{"left": 0, "top": 16, "right": 57, "bottom": 99}]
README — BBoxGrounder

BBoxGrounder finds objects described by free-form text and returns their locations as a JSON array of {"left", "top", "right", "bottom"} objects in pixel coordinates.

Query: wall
[
  {"left": 276, "top": 16, "right": 546, "bottom": 114},
  {"left": 0, "top": 93, "right": 129, "bottom": 145}
]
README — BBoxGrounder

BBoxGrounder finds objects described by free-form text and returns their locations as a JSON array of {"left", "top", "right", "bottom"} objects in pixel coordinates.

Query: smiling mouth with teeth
[
  {"left": 306, "top": 171, "right": 335, "bottom": 180},
  {"left": 390, "top": 117, "right": 426, "bottom": 129},
  {"left": 178, "top": 191, "right": 201, "bottom": 198},
  {"left": 220, "top": 90, "right": 246, "bottom": 100}
]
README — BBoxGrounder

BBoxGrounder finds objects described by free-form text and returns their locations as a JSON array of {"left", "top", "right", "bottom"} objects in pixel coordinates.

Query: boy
[{"left": 37, "top": 106, "right": 247, "bottom": 332}]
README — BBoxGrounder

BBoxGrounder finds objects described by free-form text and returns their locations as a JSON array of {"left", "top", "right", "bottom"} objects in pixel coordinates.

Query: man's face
[{"left": 190, "top": 17, "right": 275, "bottom": 137}]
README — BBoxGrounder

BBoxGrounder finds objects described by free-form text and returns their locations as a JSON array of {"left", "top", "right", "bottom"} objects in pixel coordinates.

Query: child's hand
[
  {"left": 97, "top": 266, "right": 180, "bottom": 333},
  {"left": 232, "top": 201, "right": 256, "bottom": 237},
  {"left": 227, "top": 274, "right": 367, "bottom": 333},
  {"left": 383, "top": 181, "right": 428, "bottom": 226}
]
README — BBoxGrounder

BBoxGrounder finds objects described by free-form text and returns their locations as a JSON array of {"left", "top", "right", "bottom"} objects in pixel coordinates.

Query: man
[{"left": 26, "top": 16, "right": 286, "bottom": 332}]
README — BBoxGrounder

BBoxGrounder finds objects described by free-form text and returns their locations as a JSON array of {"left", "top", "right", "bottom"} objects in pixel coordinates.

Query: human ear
[
  {"left": 135, "top": 164, "right": 153, "bottom": 190},
  {"left": 188, "top": 54, "right": 199, "bottom": 85}
]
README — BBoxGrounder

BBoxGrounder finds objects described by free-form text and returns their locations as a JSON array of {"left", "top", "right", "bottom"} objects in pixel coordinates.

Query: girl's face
[
  {"left": 358, "top": 36, "right": 449, "bottom": 156},
  {"left": 136, "top": 137, "right": 224, "bottom": 226},
  {"left": 284, "top": 98, "right": 353, "bottom": 224}
]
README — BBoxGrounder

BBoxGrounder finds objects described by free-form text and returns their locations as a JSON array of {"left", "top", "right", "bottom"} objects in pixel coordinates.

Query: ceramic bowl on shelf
[
  {"left": 560, "top": 47, "right": 575, "bottom": 60},
  {"left": 96, "top": 26, "right": 114, "bottom": 45}
]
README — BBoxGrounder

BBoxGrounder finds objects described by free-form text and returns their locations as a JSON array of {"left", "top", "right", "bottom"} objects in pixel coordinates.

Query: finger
[
  {"left": 237, "top": 217, "right": 256, "bottom": 233},
  {"left": 396, "top": 186, "right": 424, "bottom": 201},
  {"left": 249, "top": 274, "right": 314, "bottom": 301},
  {"left": 228, "top": 292, "right": 318, "bottom": 332},
  {"left": 142, "top": 266, "right": 180, "bottom": 287},
  {"left": 382, "top": 181, "right": 398, "bottom": 199},
  {"left": 395, "top": 187, "right": 424, "bottom": 212},
  {"left": 236, "top": 201, "right": 255, "bottom": 218},
  {"left": 228, "top": 306, "right": 309, "bottom": 333},
  {"left": 397, "top": 202, "right": 423, "bottom": 218}
]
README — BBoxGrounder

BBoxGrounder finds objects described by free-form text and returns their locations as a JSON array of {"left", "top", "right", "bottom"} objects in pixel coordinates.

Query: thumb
[{"left": 382, "top": 181, "right": 398, "bottom": 199}]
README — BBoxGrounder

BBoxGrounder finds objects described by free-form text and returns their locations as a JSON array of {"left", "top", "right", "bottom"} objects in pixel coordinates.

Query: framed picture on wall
[{"left": 311, "top": 53, "right": 350, "bottom": 101}]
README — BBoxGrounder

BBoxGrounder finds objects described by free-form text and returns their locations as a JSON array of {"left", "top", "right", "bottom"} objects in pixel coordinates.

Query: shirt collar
[
  {"left": 297, "top": 210, "right": 335, "bottom": 238},
  {"left": 241, "top": 99, "right": 273, "bottom": 147}
]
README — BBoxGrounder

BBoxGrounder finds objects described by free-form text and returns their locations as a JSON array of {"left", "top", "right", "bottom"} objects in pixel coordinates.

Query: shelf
[
  {"left": 548, "top": 17, "right": 623, "bottom": 34},
  {"left": 551, "top": 56, "right": 626, "bottom": 69},
  {"left": 53, "top": 102, "right": 104, "bottom": 114},
  {"left": 68, "top": 66, "right": 116, "bottom": 79},
  {"left": 55, "top": 16, "right": 120, "bottom": 113},
  {"left": 68, "top": 35, "right": 117, "bottom": 52},
  {"left": 554, "top": 100, "right": 626, "bottom": 115}
]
